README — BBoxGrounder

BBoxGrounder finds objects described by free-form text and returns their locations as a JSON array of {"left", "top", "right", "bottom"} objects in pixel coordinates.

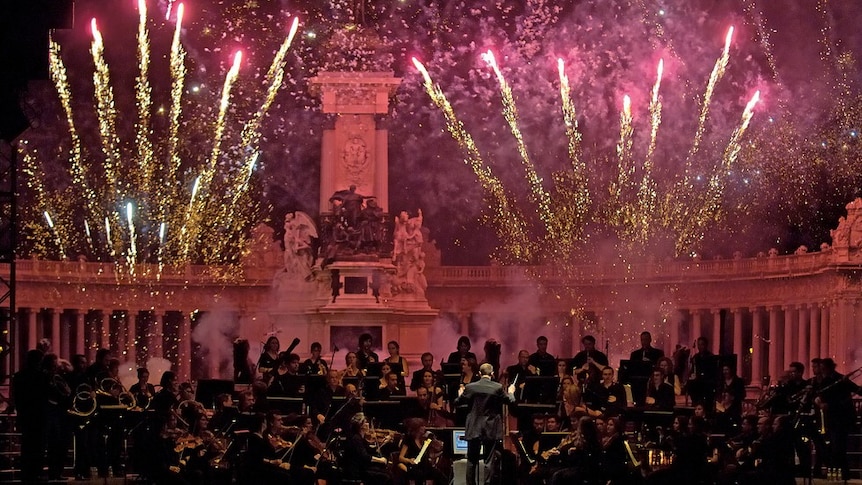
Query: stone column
[
  {"left": 101, "top": 310, "right": 112, "bottom": 350},
  {"left": 26, "top": 308, "right": 37, "bottom": 351},
  {"left": 808, "top": 305, "right": 820, "bottom": 365},
  {"left": 75, "top": 309, "right": 86, "bottom": 356},
  {"left": 116, "top": 311, "right": 128, "bottom": 360},
  {"left": 51, "top": 309, "right": 61, "bottom": 357},
  {"left": 782, "top": 306, "right": 795, "bottom": 373},
  {"left": 126, "top": 310, "right": 137, "bottom": 366},
  {"left": 669, "top": 312, "right": 680, "bottom": 356},
  {"left": 732, "top": 309, "right": 744, "bottom": 378},
  {"left": 820, "top": 304, "right": 830, "bottom": 359},
  {"left": 750, "top": 307, "right": 764, "bottom": 385},
  {"left": 691, "top": 310, "right": 703, "bottom": 342},
  {"left": 87, "top": 311, "right": 99, "bottom": 362},
  {"left": 796, "top": 305, "right": 809, "bottom": 368},
  {"left": 711, "top": 310, "right": 722, "bottom": 354},
  {"left": 178, "top": 311, "right": 192, "bottom": 382},
  {"left": 150, "top": 310, "right": 164, "bottom": 359},
  {"left": 767, "top": 307, "right": 781, "bottom": 382},
  {"left": 60, "top": 311, "right": 71, "bottom": 359}
]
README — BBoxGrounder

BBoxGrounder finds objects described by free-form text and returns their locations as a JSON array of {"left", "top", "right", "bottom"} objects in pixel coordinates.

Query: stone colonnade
[{"left": 16, "top": 307, "right": 193, "bottom": 383}]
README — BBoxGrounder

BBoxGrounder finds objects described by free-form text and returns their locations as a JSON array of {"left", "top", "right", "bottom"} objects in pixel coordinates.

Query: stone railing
[
  {"left": 3, "top": 247, "right": 857, "bottom": 287},
  {"left": 425, "top": 250, "right": 847, "bottom": 286}
]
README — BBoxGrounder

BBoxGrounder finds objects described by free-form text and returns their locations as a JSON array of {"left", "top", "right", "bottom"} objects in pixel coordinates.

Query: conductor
[{"left": 455, "top": 363, "right": 516, "bottom": 485}]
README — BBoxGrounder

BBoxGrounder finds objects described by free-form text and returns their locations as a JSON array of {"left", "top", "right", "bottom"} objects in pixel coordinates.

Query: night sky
[{"left": 19, "top": 0, "right": 862, "bottom": 265}]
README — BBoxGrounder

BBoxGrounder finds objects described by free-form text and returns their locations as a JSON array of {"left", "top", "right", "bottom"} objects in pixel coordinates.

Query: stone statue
[
  {"left": 283, "top": 211, "right": 318, "bottom": 279},
  {"left": 356, "top": 197, "right": 384, "bottom": 251},
  {"left": 392, "top": 209, "right": 427, "bottom": 297}
]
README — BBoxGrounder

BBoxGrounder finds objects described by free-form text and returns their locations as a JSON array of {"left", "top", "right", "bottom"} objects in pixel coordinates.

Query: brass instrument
[{"left": 68, "top": 383, "right": 98, "bottom": 417}]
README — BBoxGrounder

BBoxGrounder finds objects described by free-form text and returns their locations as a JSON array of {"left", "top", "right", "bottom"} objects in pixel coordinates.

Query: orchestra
[{"left": 5, "top": 329, "right": 862, "bottom": 484}]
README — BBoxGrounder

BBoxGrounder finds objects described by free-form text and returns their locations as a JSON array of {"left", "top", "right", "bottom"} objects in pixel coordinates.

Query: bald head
[{"left": 479, "top": 363, "right": 494, "bottom": 376}]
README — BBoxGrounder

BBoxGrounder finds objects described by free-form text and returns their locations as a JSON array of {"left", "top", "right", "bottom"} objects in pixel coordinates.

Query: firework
[
  {"left": 135, "top": 0, "right": 155, "bottom": 197},
  {"left": 413, "top": 57, "right": 534, "bottom": 262},
  {"left": 90, "top": 19, "right": 123, "bottom": 203},
  {"left": 162, "top": 2, "right": 186, "bottom": 225},
  {"left": 482, "top": 50, "right": 556, "bottom": 241}
]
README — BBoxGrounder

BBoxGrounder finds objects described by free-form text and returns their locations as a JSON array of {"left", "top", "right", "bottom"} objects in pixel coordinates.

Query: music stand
[
  {"left": 522, "top": 376, "right": 559, "bottom": 404},
  {"left": 619, "top": 360, "right": 655, "bottom": 407},
  {"left": 366, "top": 362, "right": 403, "bottom": 378},
  {"left": 364, "top": 400, "right": 402, "bottom": 429},
  {"left": 441, "top": 363, "right": 461, "bottom": 376},
  {"left": 268, "top": 397, "right": 304, "bottom": 415},
  {"left": 195, "top": 379, "right": 235, "bottom": 409}
]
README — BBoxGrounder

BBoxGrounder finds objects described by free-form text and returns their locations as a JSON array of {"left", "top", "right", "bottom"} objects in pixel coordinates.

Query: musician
[
  {"left": 715, "top": 364, "right": 745, "bottom": 432},
  {"left": 398, "top": 417, "right": 447, "bottom": 485},
  {"left": 630, "top": 331, "right": 665, "bottom": 364},
  {"left": 455, "top": 363, "right": 516, "bottom": 485},
  {"left": 310, "top": 369, "right": 346, "bottom": 427},
  {"left": 770, "top": 361, "right": 807, "bottom": 415},
  {"left": 152, "top": 371, "right": 180, "bottom": 417},
  {"left": 85, "top": 347, "right": 111, "bottom": 385},
  {"left": 737, "top": 415, "right": 795, "bottom": 485},
  {"left": 410, "top": 352, "right": 439, "bottom": 391},
  {"left": 10, "top": 349, "right": 48, "bottom": 482},
  {"left": 208, "top": 393, "right": 237, "bottom": 434},
  {"left": 589, "top": 366, "right": 627, "bottom": 415},
  {"left": 237, "top": 389, "right": 257, "bottom": 414},
  {"left": 144, "top": 413, "right": 193, "bottom": 485},
  {"left": 285, "top": 415, "right": 324, "bottom": 485},
  {"left": 43, "top": 353, "right": 72, "bottom": 482},
  {"left": 240, "top": 413, "right": 292, "bottom": 484},
  {"left": 268, "top": 352, "right": 306, "bottom": 397},
  {"left": 129, "top": 367, "right": 156, "bottom": 409},
  {"left": 657, "top": 356, "right": 683, "bottom": 396},
  {"left": 385, "top": 340, "right": 410, "bottom": 377},
  {"left": 600, "top": 416, "right": 632, "bottom": 484},
  {"left": 727, "top": 414, "right": 760, "bottom": 473},
  {"left": 258, "top": 336, "right": 280, "bottom": 376},
  {"left": 67, "top": 354, "right": 92, "bottom": 480},
  {"left": 648, "top": 415, "right": 714, "bottom": 484},
  {"left": 342, "top": 351, "right": 363, "bottom": 380},
  {"left": 378, "top": 371, "right": 406, "bottom": 400},
  {"left": 570, "top": 335, "right": 608, "bottom": 386},
  {"left": 685, "top": 337, "right": 717, "bottom": 409},
  {"left": 546, "top": 416, "right": 603, "bottom": 485},
  {"left": 343, "top": 413, "right": 393, "bottom": 485},
  {"left": 528, "top": 335, "right": 557, "bottom": 377},
  {"left": 356, "top": 333, "right": 380, "bottom": 371},
  {"left": 645, "top": 369, "right": 675, "bottom": 411},
  {"left": 300, "top": 341, "right": 329, "bottom": 375},
  {"left": 447, "top": 335, "right": 477, "bottom": 364},
  {"left": 183, "top": 414, "right": 231, "bottom": 485},
  {"left": 815, "top": 358, "right": 861, "bottom": 481},
  {"left": 504, "top": 350, "right": 535, "bottom": 401},
  {"left": 178, "top": 382, "right": 205, "bottom": 427}
]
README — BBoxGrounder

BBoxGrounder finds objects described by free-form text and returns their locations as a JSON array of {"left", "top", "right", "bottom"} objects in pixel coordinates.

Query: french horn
[{"left": 67, "top": 383, "right": 97, "bottom": 417}]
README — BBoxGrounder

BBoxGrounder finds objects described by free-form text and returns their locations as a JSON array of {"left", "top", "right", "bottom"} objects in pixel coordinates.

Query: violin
[{"left": 269, "top": 433, "right": 293, "bottom": 451}]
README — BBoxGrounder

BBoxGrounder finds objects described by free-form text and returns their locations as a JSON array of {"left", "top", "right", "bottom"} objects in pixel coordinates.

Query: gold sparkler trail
[
  {"left": 135, "top": 0, "right": 155, "bottom": 197},
  {"left": 90, "top": 18, "right": 123, "bottom": 204},
  {"left": 685, "top": 27, "right": 733, "bottom": 175},
  {"left": 49, "top": 38, "right": 102, "bottom": 240},
  {"left": 481, "top": 50, "right": 557, "bottom": 244},
  {"left": 554, "top": 58, "right": 590, "bottom": 253},
  {"left": 678, "top": 91, "right": 761, "bottom": 254},
  {"left": 610, "top": 94, "right": 634, "bottom": 231},
  {"left": 162, "top": 2, "right": 186, "bottom": 225},
  {"left": 200, "top": 51, "right": 243, "bottom": 199},
  {"left": 413, "top": 57, "right": 534, "bottom": 262},
  {"left": 634, "top": 60, "right": 664, "bottom": 242}
]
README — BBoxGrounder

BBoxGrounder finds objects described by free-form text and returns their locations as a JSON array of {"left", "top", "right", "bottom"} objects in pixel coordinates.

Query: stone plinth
[{"left": 309, "top": 71, "right": 401, "bottom": 213}]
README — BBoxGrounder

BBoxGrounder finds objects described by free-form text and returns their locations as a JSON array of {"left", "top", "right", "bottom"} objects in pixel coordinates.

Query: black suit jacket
[
  {"left": 629, "top": 347, "right": 664, "bottom": 364},
  {"left": 455, "top": 377, "right": 515, "bottom": 441}
]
